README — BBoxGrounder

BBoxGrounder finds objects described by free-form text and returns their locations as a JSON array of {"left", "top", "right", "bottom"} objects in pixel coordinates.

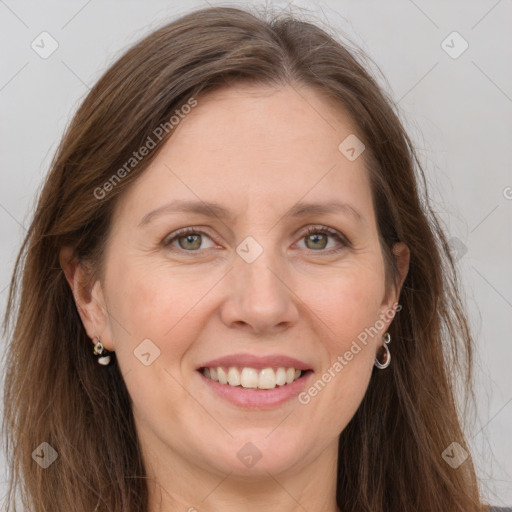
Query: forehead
[
  {"left": 175, "top": 82, "right": 360, "bottom": 151},
  {"left": 114, "top": 83, "right": 374, "bottom": 228}
]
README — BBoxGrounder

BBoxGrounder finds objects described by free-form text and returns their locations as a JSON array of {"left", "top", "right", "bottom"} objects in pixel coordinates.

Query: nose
[{"left": 219, "top": 248, "right": 300, "bottom": 336}]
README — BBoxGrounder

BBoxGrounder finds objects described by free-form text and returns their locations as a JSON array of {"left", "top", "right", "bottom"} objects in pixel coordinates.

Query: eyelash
[{"left": 163, "top": 225, "right": 350, "bottom": 255}]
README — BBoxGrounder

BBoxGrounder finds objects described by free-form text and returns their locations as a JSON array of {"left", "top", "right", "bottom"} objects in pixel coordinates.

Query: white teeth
[
  {"left": 275, "top": 367, "right": 287, "bottom": 386},
  {"left": 201, "top": 366, "right": 305, "bottom": 390},
  {"left": 258, "top": 368, "right": 276, "bottom": 389},
  {"left": 217, "top": 367, "right": 228, "bottom": 385},
  {"left": 240, "top": 368, "right": 258, "bottom": 388},
  {"left": 227, "top": 367, "right": 240, "bottom": 386}
]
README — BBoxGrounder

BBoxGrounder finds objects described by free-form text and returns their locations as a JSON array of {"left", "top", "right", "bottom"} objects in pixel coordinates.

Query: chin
[{"left": 198, "top": 430, "right": 307, "bottom": 477}]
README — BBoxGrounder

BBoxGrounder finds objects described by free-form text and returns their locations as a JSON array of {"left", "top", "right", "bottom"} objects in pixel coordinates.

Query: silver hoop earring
[
  {"left": 93, "top": 337, "right": 113, "bottom": 366},
  {"left": 374, "top": 332, "right": 391, "bottom": 369}
]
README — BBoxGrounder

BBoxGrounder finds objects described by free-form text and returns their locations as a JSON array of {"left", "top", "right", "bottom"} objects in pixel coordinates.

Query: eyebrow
[{"left": 138, "top": 199, "right": 365, "bottom": 227}]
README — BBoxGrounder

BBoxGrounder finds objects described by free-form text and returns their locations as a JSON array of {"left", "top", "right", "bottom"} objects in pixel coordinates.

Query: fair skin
[{"left": 63, "top": 83, "right": 409, "bottom": 512}]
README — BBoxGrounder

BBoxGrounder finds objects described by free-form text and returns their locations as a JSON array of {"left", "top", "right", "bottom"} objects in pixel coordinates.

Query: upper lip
[{"left": 197, "top": 353, "right": 312, "bottom": 371}]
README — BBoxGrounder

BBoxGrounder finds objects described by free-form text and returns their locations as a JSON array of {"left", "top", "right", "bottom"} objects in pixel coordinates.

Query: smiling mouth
[{"left": 199, "top": 366, "right": 312, "bottom": 390}]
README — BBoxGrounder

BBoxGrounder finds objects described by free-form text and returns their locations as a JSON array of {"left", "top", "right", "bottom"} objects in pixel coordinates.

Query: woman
[{"left": 1, "top": 5, "right": 499, "bottom": 512}]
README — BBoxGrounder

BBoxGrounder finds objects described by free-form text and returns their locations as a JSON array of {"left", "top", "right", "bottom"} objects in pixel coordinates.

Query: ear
[
  {"left": 59, "top": 246, "right": 114, "bottom": 351},
  {"left": 392, "top": 242, "right": 410, "bottom": 295},
  {"left": 379, "top": 241, "right": 410, "bottom": 323}
]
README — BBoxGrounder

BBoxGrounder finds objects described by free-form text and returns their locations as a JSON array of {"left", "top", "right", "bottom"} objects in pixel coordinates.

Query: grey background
[{"left": 1, "top": 0, "right": 511, "bottom": 507}]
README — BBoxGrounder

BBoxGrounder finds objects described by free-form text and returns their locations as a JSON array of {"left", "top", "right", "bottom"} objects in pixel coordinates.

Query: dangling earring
[
  {"left": 93, "top": 337, "right": 113, "bottom": 366},
  {"left": 374, "top": 332, "right": 391, "bottom": 369}
]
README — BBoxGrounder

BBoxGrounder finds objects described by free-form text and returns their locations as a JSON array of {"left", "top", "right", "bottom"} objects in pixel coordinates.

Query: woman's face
[{"left": 85, "top": 84, "right": 408, "bottom": 482}]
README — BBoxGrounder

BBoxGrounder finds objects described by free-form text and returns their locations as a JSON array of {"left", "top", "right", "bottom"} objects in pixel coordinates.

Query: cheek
[
  {"left": 105, "top": 258, "right": 220, "bottom": 362},
  {"left": 295, "top": 261, "right": 384, "bottom": 428},
  {"left": 302, "top": 258, "right": 386, "bottom": 345},
  {"left": 103, "top": 262, "right": 210, "bottom": 435}
]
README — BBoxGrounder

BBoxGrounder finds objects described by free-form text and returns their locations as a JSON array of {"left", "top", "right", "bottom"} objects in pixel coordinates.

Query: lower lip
[{"left": 198, "top": 370, "right": 314, "bottom": 409}]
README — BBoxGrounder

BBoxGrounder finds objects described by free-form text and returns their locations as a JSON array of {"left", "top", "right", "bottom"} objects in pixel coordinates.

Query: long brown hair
[{"left": 2, "top": 6, "right": 489, "bottom": 511}]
